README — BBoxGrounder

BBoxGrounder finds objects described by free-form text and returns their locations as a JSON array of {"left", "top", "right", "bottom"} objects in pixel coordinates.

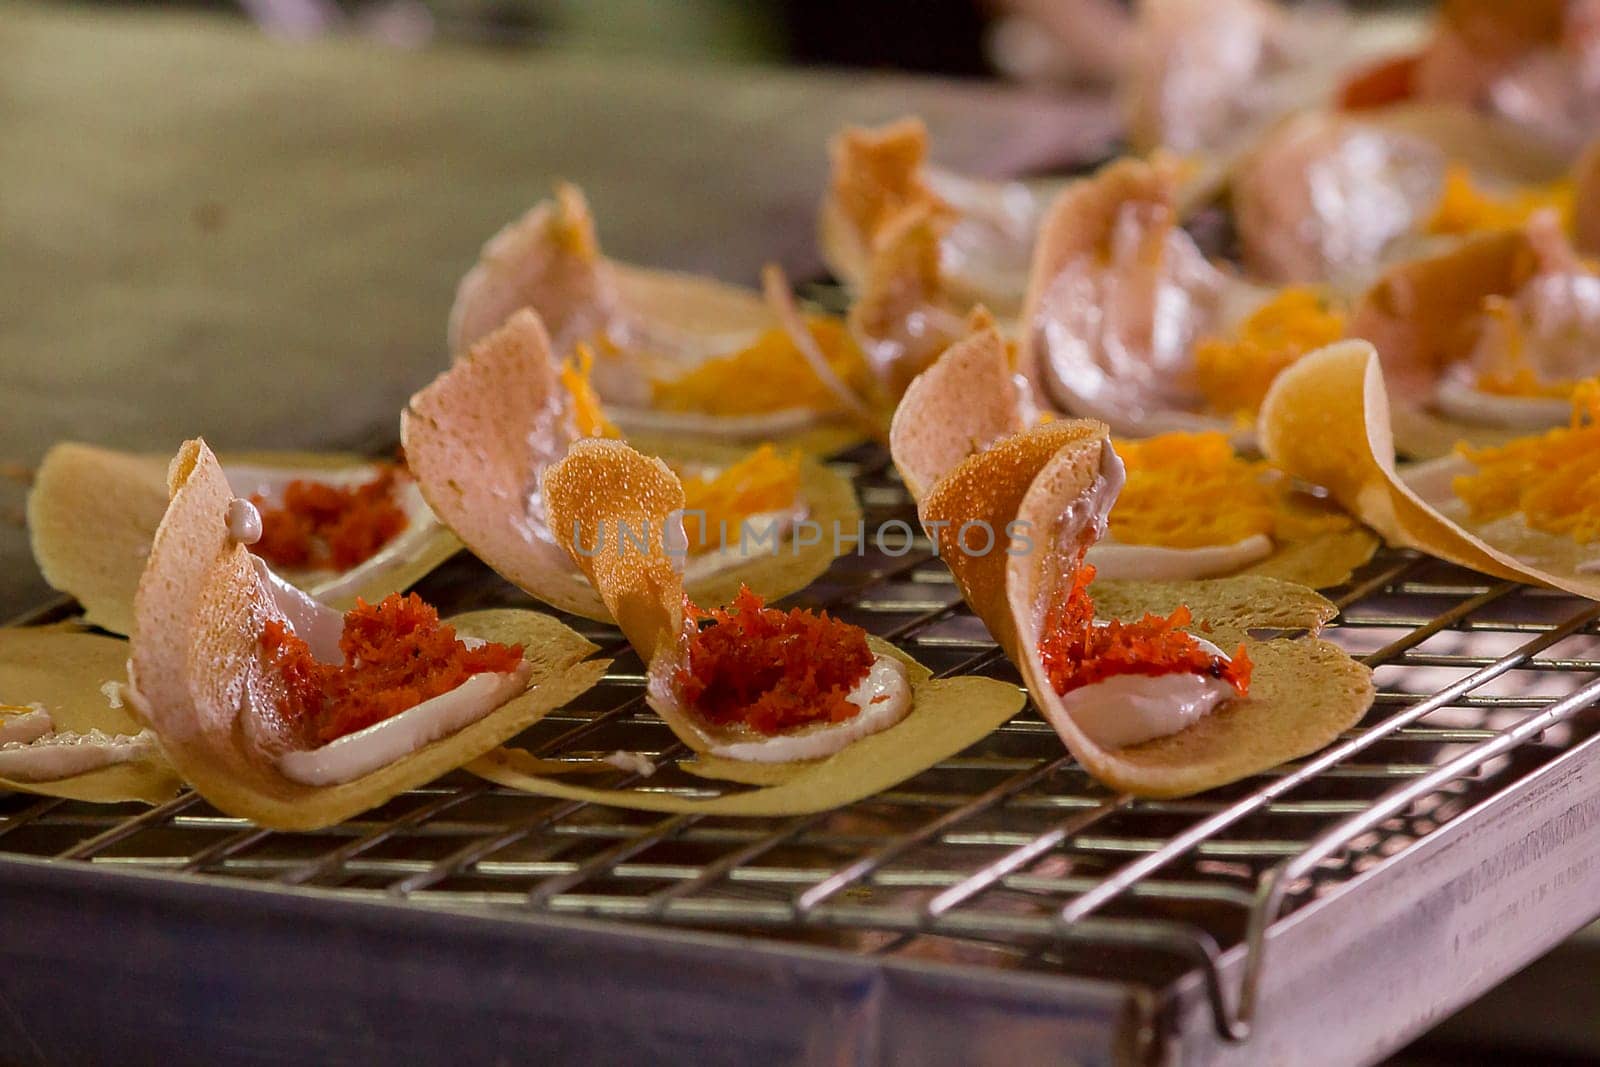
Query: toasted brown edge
[{"left": 919, "top": 420, "right": 1108, "bottom": 661}]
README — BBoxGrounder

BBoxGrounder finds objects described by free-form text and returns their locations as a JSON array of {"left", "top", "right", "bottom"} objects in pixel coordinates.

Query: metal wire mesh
[{"left": 5, "top": 442, "right": 1600, "bottom": 1041}]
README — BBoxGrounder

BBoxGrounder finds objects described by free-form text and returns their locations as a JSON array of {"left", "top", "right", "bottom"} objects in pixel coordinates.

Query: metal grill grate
[{"left": 6, "top": 442, "right": 1600, "bottom": 1048}]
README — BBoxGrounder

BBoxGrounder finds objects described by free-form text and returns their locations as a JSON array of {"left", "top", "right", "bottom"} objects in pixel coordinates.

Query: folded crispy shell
[
  {"left": 450, "top": 186, "right": 857, "bottom": 446},
  {"left": 448, "top": 183, "right": 620, "bottom": 357},
  {"left": 889, "top": 322, "right": 1027, "bottom": 502},
  {"left": 28, "top": 443, "right": 458, "bottom": 637},
  {"left": 127, "top": 440, "right": 606, "bottom": 830},
  {"left": 0, "top": 623, "right": 182, "bottom": 804},
  {"left": 897, "top": 325, "right": 1377, "bottom": 589},
  {"left": 1354, "top": 217, "right": 1598, "bottom": 457},
  {"left": 405, "top": 312, "right": 861, "bottom": 622},
  {"left": 404, "top": 310, "right": 609, "bottom": 619},
  {"left": 480, "top": 438, "right": 1027, "bottom": 812},
  {"left": 916, "top": 426, "right": 1373, "bottom": 797},
  {"left": 1018, "top": 155, "right": 1255, "bottom": 436},
  {"left": 848, "top": 199, "right": 967, "bottom": 400},
  {"left": 919, "top": 421, "right": 1108, "bottom": 663},
  {"left": 1358, "top": 230, "right": 1536, "bottom": 458},
  {"left": 541, "top": 439, "right": 687, "bottom": 664},
  {"left": 1259, "top": 340, "right": 1600, "bottom": 600},
  {"left": 1352, "top": 227, "right": 1532, "bottom": 398},
  {"left": 818, "top": 117, "right": 939, "bottom": 292}
]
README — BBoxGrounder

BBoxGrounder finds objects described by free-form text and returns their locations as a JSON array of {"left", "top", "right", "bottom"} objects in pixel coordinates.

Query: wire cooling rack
[{"left": 5, "top": 441, "right": 1600, "bottom": 1063}]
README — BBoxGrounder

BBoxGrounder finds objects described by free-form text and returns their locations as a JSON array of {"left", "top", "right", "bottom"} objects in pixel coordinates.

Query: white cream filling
[
  {"left": 223, "top": 464, "right": 442, "bottom": 603},
  {"left": 276, "top": 662, "right": 531, "bottom": 786},
  {"left": 1086, "top": 533, "right": 1274, "bottom": 581},
  {"left": 1057, "top": 630, "right": 1236, "bottom": 750},
  {"left": 699, "top": 654, "right": 913, "bottom": 764},
  {"left": 246, "top": 557, "right": 531, "bottom": 787},
  {"left": 0, "top": 706, "right": 157, "bottom": 782},
  {"left": 1433, "top": 375, "right": 1571, "bottom": 431},
  {"left": 1030, "top": 440, "right": 1241, "bottom": 749},
  {"left": 0, "top": 707, "right": 54, "bottom": 746}
]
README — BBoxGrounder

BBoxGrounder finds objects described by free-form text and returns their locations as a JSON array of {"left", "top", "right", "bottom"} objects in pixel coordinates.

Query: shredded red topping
[
  {"left": 260, "top": 593, "right": 524, "bottom": 747},
  {"left": 674, "top": 585, "right": 876, "bottom": 736},
  {"left": 251, "top": 467, "right": 409, "bottom": 572},
  {"left": 1038, "top": 559, "right": 1252, "bottom": 698}
]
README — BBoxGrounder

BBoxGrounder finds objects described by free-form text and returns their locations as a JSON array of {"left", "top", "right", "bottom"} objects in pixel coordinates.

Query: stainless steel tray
[{"left": 5, "top": 442, "right": 1600, "bottom": 1066}]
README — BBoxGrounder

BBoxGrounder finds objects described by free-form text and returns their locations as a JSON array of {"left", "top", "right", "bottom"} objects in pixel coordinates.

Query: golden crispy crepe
[
  {"left": 1018, "top": 155, "right": 1273, "bottom": 438},
  {"left": 126, "top": 440, "right": 608, "bottom": 831},
  {"left": 468, "top": 438, "right": 1026, "bottom": 814},
  {"left": 1232, "top": 106, "right": 1571, "bottom": 286},
  {"left": 1353, "top": 219, "right": 1598, "bottom": 457},
  {"left": 447, "top": 182, "right": 860, "bottom": 447},
  {"left": 448, "top": 183, "right": 773, "bottom": 359},
  {"left": 890, "top": 324, "right": 1030, "bottom": 501},
  {"left": 818, "top": 117, "right": 1064, "bottom": 317},
  {"left": 768, "top": 215, "right": 976, "bottom": 442},
  {"left": 1260, "top": 340, "right": 1600, "bottom": 600},
  {"left": 916, "top": 423, "right": 1373, "bottom": 798},
  {"left": 846, "top": 199, "right": 971, "bottom": 401},
  {"left": 0, "top": 623, "right": 182, "bottom": 804},
  {"left": 894, "top": 323, "right": 1377, "bottom": 589},
  {"left": 28, "top": 443, "right": 459, "bottom": 637},
  {"left": 819, "top": 118, "right": 940, "bottom": 297},
  {"left": 403, "top": 311, "right": 861, "bottom": 622}
]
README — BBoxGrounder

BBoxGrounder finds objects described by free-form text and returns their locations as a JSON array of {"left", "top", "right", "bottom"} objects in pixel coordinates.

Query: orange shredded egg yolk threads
[
  {"left": 1194, "top": 288, "right": 1347, "bottom": 420},
  {"left": 1453, "top": 380, "right": 1600, "bottom": 543},
  {"left": 260, "top": 593, "right": 525, "bottom": 747},
  {"left": 1109, "top": 432, "right": 1350, "bottom": 550},
  {"left": 674, "top": 585, "right": 876, "bottom": 736},
  {"left": 1427, "top": 165, "right": 1575, "bottom": 238},
  {"left": 560, "top": 345, "right": 624, "bottom": 439},
  {"left": 651, "top": 318, "right": 871, "bottom": 416},
  {"left": 675, "top": 445, "right": 804, "bottom": 554},
  {"left": 1039, "top": 559, "right": 1252, "bottom": 699},
  {"left": 250, "top": 467, "right": 409, "bottom": 572}
]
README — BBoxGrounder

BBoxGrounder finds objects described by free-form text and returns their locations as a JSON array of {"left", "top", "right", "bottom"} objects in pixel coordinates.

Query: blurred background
[{"left": 77, "top": 0, "right": 1417, "bottom": 76}]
